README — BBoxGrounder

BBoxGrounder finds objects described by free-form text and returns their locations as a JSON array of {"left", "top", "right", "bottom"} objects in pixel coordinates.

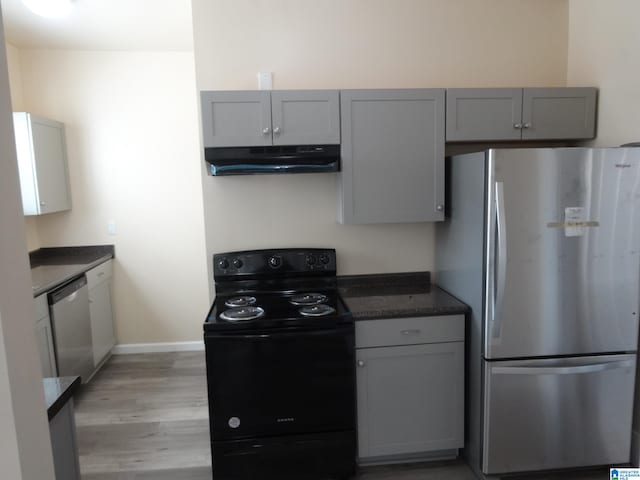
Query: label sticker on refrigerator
[
  {"left": 564, "top": 207, "right": 585, "bottom": 237},
  {"left": 546, "top": 208, "right": 599, "bottom": 236}
]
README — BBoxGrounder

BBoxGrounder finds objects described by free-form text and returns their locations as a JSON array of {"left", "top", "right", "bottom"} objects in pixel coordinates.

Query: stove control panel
[{"left": 214, "top": 248, "right": 337, "bottom": 279}]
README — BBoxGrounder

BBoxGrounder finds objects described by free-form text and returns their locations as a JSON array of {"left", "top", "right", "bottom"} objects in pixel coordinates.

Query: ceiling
[{"left": 0, "top": 0, "right": 193, "bottom": 51}]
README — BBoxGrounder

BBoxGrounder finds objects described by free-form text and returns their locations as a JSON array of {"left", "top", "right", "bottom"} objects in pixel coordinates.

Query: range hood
[{"left": 205, "top": 145, "right": 340, "bottom": 176}]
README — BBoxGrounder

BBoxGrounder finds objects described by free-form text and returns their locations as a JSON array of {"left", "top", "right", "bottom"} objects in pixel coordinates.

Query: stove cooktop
[{"left": 204, "top": 288, "right": 352, "bottom": 332}]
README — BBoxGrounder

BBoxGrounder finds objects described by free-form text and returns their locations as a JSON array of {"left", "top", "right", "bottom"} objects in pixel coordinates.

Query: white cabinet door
[
  {"left": 14, "top": 113, "right": 71, "bottom": 216},
  {"left": 356, "top": 342, "right": 464, "bottom": 459},
  {"left": 339, "top": 89, "right": 445, "bottom": 224},
  {"left": 35, "top": 315, "right": 57, "bottom": 378},
  {"left": 200, "top": 91, "right": 272, "bottom": 147},
  {"left": 87, "top": 261, "right": 115, "bottom": 367},
  {"left": 270, "top": 90, "right": 340, "bottom": 145}
]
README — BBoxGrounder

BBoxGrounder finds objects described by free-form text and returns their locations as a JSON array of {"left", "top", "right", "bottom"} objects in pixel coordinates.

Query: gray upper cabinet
[
  {"left": 13, "top": 112, "right": 71, "bottom": 216},
  {"left": 339, "top": 89, "right": 445, "bottom": 224},
  {"left": 201, "top": 90, "right": 340, "bottom": 147},
  {"left": 522, "top": 87, "right": 597, "bottom": 140},
  {"left": 201, "top": 91, "right": 272, "bottom": 147},
  {"left": 270, "top": 90, "right": 340, "bottom": 145},
  {"left": 446, "top": 88, "right": 523, "bottom": 141},
  {"left": 446, "top": 87, "right": 597, "bottom": 142}
]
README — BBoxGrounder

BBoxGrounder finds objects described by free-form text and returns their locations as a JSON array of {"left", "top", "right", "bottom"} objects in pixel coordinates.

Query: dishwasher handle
[{"left": 48, "top": 275, "right": 88, "bottom": 305}]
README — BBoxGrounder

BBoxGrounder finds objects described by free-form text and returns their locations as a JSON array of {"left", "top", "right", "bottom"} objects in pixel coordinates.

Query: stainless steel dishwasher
[{"left": 48, "top": 275, "right": 94, "bottom": 383}]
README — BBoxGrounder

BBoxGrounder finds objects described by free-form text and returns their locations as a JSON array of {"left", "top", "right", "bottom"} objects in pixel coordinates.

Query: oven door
[{"left": 205, "top": 324, "right": 355, "bottom": 441}]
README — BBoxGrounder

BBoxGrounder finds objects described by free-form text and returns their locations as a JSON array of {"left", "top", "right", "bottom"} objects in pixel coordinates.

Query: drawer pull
[
  {"left": 97, "top": 272, "right": 105, "bottom": 277},
  {"left": 357, "top": 360, "right": 366, "bottom": 368},
  {"left": 401, "top": 329, "right": 422, "bottom": 336}
]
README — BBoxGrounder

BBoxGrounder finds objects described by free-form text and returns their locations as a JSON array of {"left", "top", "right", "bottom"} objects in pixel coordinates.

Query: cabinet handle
[
  {"left": 513, "top": 123, "right": 522, "bottom": 129},
  {"left": 523, "top": 122, "right": 532, "bottom": 129},
  {"left": 357, "top": 360, "right": 365, "bottom": 368},
  {"left": 436, "top": 204, "right": 444, "bottom": 212},
  {"left": 262, "top": 127, "right": 271, "bottom": 135},
  {"left": 273, "top": 126, "right": 281, "bottom": 134},
  {"left": 401, "top": 329, "right": 422, "bottom": 336},
  {"left": 97, "top": 272, "right": 105, "bottom": 277}
]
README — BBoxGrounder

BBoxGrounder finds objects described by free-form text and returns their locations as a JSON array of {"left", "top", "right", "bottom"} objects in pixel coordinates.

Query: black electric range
[{"left": 204, "top": 248, "right": 356, "bottom": 480}]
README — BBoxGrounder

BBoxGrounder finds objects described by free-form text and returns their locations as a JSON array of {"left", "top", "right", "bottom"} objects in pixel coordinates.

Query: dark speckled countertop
[
  {"left": 30, "top": 245, "right": 115, "bottom": 297},
  {"left": 43, "top": 376, "right": 81, "bottom": 420},
  {"left": 338, "top": 272, "right": 469, "bottom": 320}
]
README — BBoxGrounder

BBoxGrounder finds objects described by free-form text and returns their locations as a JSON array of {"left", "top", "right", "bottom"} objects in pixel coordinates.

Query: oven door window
[{"left": 206, "top": 326, "right": 355, "bottom": 441}]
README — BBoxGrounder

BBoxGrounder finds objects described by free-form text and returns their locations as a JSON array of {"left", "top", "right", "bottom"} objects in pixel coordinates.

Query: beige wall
[
  {"left": 13, "top": 50, "right": 209, "bottom": 344},
  {"left": 192, "top": 0, "right": 569, "bottom": 285},
  {"left": 5, "top": 43, "right": 39, "bottom": 251},
  {"left": 568, "top": 0, "right": 640, "bottom": 147},
  {"left": 567, "top": 0, "right": 640, "bottom": 463},
  {"left": 0, "top": 10, "right": 55, "bottom": 477}
]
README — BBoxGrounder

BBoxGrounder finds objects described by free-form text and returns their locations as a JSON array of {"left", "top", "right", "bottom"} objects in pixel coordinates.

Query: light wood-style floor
[{"left": 74, "top": 352, "right": 609, "bottom": 480}]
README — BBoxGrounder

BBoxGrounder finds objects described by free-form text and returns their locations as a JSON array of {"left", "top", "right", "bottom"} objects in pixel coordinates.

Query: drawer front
[
  {"left": 34, "top": 294, "right": 49, "bottom": 321},
  {"left": 86, "top": 260, "right": 112, "bottom": 289},
  {"left": 356, "top": 315, "right": 464, "bottom": 348}
]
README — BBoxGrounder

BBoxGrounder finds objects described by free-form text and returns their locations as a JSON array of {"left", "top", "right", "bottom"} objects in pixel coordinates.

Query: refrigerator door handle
[
  {"left": 492, "top": 359, "right": 635, "bottom": 375},
  {"left": 492, "top": 181, "right": 507, "bottom": 338}
]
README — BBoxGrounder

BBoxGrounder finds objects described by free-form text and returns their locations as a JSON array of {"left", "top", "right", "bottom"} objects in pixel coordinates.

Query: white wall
[
  {"left": 191, "top": 0, "right": 570, "bottom": 288},
  {"left": 567, "top": 0, "right": 640, "bottom": 464},
  {"left": 0, "top": 8, "right": 55, "bottom": 478},
  {"left": 13, "top": 50, "right": 209, "bottom": 344}
]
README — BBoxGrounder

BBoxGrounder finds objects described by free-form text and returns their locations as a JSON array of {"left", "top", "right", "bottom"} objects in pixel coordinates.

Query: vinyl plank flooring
[{"left": 74, "top": 352, "right": 614, "bottom": 480}]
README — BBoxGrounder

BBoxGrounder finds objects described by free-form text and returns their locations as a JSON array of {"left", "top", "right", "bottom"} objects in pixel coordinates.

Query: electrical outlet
[
  {"left": 107, "top": 220, "right": 117, "bottom": 235},
  {"left": 257, "top": 72, "right": 273, "bottom": 90}
]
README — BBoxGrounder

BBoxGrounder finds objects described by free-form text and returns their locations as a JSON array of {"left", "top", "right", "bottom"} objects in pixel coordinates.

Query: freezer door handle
[
  {"left": 492, "top": 359, "right": 635, "bottom": 375},
  {"left": 492, "top": 181, "right": 507, "bottom": 338}
]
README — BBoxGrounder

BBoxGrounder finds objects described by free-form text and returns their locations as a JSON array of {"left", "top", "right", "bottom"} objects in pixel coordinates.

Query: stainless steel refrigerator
[{"left": 436, "top": 148, "right": 639, "bottom": 477}]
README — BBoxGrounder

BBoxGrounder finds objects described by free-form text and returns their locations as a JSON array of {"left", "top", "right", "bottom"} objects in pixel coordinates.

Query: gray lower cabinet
[
  {"left": 446, "top": 87, "right": 597, "bottom": 142},
  {"left": 201, "top": 90, "right": 340, "bottom": 147},
  {"left": 355, "top": 315, "right": 464, "bottom": 462},
  {"left": 49, "top": 399, "right": 81, "bottom": 480},
  {"left": 13, "top": 112, "right": 72, "bottom": 216},
  {"left": 339, "top": 89, "right": 445, "bottom": 224},
  {"left": 87, "top": 260, "right": 115, "bottom": 367},
  {"left": 34, "top": 294, "right": 57, "bottom": 378}
]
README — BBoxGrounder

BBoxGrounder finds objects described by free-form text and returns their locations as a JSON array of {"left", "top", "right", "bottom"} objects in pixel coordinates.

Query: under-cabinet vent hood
[{"left": 205, "top": 145, "right": 340, "bottom": 176}]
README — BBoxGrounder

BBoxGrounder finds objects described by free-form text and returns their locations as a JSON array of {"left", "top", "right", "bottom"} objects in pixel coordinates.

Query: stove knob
[
  {"left": 319, "top": 254, "right": 329, "bottom": 265},
  {"left": 268, "top": 255, "right": 282, "bottom": 268},
  {"left": 217, "top": 258, "right": 229, "bottom": 270},
  {"left": 233, "top": 258, "right": 243, "bottom": 269},
  {"left": 306, "top": 255, "right": 316, "bottom": 266}
]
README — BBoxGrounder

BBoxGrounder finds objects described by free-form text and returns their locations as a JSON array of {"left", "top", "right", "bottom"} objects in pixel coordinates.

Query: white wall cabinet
[
  {"left": 13, "top": 112, "right": 71, "bottom": 216},
  {"left": 34, "top": 294, "right": 57, "bottom": 378},
  {"left": 200, "top": 90, "right": 340, "bottom": 147},
  {"left": 446, "top": 87, "right": 597, "bottom": 142},
  {"left": 87, "top": 260, "right": 115, "bottom": 367},
  {"left": 339, "top": 89, "right": 445, "bottom": 224},
  {"left": 355, "top": 315, "right": 464, "bottom": 463}
]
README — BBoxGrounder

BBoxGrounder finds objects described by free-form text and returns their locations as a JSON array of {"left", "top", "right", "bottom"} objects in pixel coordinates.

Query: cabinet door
[
  {"left": 201, "top": 91, "right": 272, "bottom": 147},
  {"left": 270, "top": 90, "right": 340, "bottom": 145},
  {"left": 446, "top": 88, "right": 523, "bottom": 141},
  {"left": 49, "top": 400, "right": 81, "bottom": 480},
  {"left": 522, "top": 87, "right": 597, "bottom": 140},
  {"left": 30, "top": 116, "right": 71, "bottom": 214},
  {"left": 339, "top": 89, "right": 445, "bottom": 224},
  {"left": 356, "top": 342, "right": 464, "bottom": 459},
  {"left": 89, "top": 280, "right": 115, "bottom": 367},
  {"left": 35, "top": 315, "right": 57, "bottom": 378}
]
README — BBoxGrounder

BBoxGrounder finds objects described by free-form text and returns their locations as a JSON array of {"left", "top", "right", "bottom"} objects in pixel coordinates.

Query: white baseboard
[
  {"left": 632, "top": 429, "right": 640, "bottom": 467},
  {"left": 112, "top": 341, "right": 204, "bottom": 355}
]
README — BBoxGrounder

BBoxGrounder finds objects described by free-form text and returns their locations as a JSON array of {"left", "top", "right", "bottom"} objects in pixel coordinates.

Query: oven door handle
[{"left": 206, "top": 327, "right": 353, "bottom": 340}]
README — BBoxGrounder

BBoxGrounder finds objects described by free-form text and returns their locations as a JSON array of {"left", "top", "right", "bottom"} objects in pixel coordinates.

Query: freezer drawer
[{"left": 482, "top": 354, "right": 636, "bottom": 475}]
